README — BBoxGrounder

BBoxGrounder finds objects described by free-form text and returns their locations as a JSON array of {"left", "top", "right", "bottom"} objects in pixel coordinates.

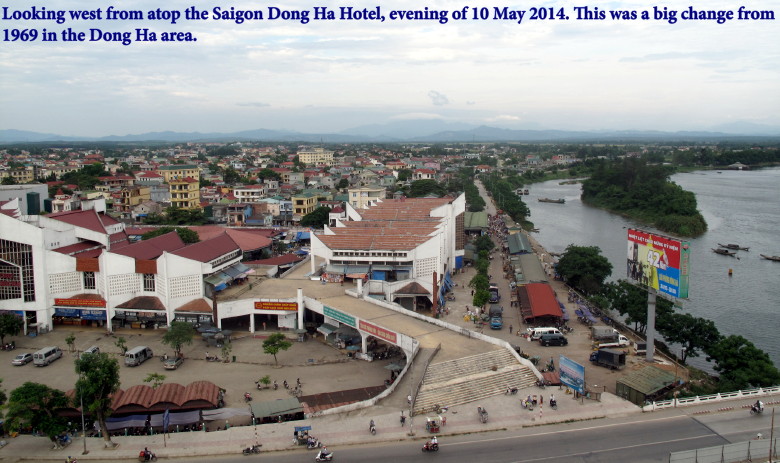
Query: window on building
[
  {"left": 83, "top": 271, "right": 96, "bottom": 290},
  {"left": 143, "top": 273, "right": 155, "bottom": 292}
]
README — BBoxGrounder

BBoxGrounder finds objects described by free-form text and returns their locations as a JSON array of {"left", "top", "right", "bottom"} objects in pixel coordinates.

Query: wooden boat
[
  {"left": 760, "top": 254, "right": 780, "bottom": 262},
  {"left": 718, "top": 243, "right": 749, "bottom": 251},
  {"left": 712, "top": 248, "right": 737, "bottom": 256},
  {"left": 538, "top": 198, "right": 565, "bottom": 204}
]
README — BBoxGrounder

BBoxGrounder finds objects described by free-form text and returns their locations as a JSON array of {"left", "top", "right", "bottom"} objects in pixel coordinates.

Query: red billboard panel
[
  {"left": 627, "top": 228, "right": 690, "bottom": 299},
  {"left": 254, "top": 301, "right": 298, "bottom": 311}
]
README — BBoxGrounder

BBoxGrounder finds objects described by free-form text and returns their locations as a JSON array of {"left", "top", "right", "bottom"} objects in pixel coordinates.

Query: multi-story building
[
  {"left": 297, "top": 147, "right": 334, "bottom": 167},
  {"left": 169, "top": 177, "right": 200, "bottom": 210},
  {"left": 156, "top": 165, "right": 201, "bottom": 183},
  {"left": 291, "top": 191, "right": 319, "bottom": 219},
  {"left": 310, "top": 194, "right": 465, "bottom": 310},
  {"left": 0, "top": 201, "right": 248, "bottom": 332},
  {"left": 2, "top": 166, "right": 38, "bottom": 184},
  {"left": 115, "top": 186, "right": 151, "bottom": 219},
  {"left": 233, "top": 184, "right": 267, "bottom": 203},
  {"left": 347, "top": 186, "right": 386, "bottom": 209}
]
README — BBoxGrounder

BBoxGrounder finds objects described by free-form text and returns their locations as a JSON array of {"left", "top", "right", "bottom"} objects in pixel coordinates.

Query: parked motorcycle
[
  {"left": 242, "top": 443, "right": 262, "bottom": 455},
  {"left": 505, "top": 387, "right": 518, "bottom": 395},
  {"left": 369, "top": 420, "right": 376, "bottom": 435},
  {"left": 205, "top": 355, "right": 220, "bottom": 362}
]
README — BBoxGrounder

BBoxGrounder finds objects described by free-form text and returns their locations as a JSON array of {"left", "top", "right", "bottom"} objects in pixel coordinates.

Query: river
[{"left": 524, "top": 167, "right": 780, "bottom": 370}]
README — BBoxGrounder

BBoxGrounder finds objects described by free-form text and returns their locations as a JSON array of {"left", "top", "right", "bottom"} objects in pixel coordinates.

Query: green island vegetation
[
  {"left": 581, "top": 158, "right": 708, "bottom": 237},
  {"left": 555, "top": 245, "right": 780, "bottom": 396}
]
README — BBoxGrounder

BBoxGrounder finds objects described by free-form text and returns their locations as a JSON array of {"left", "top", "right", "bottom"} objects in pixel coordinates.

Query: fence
[
  {"left": 670, "top": 438, "right": 777, "bottom": 463},
  {"left": 643, "top": 386, "right": 780, "bottom": 412}
]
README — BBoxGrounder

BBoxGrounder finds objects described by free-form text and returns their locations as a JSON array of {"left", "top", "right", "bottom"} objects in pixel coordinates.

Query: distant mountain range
[{"left": 2, "top": 120, "right": 779, "bottom": 144}]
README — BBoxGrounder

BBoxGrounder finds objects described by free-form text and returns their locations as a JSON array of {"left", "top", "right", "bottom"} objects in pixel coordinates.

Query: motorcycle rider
[
  {"left": 549, "top": 394, "right": 557, "bottom": 408},
  {"left": 319, "top": 445, "right": 331, "bottom": 459},
  {"left": 754, "top": 400, "right": 764, "bottom": 412},
  {"left": 369, "top": 419, "right": 375, "bottom": 432}
]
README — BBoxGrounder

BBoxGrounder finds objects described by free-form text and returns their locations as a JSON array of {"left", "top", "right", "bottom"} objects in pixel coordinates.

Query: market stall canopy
[{"left": 250, "top": 398, "right": 303, "bottom": 419}]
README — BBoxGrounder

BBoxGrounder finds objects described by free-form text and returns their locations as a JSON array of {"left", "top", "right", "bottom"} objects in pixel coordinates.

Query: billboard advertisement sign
[
  {"left": 559, "top": 355, "right": 585, "bottom": 394},
  {"left": 627, "top": 229, "right": 690, "bottom": 299}
]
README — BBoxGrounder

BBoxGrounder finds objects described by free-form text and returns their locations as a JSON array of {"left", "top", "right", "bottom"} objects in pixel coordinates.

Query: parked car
[
  {"left": 163, "top": 356, "right": 183, "bottom": 370},
  {"left": 12, "top": 352, "right": 33, "bottom": 365},
  {"left": 80, "top": 346, "right": 100, "bottom": 358}
]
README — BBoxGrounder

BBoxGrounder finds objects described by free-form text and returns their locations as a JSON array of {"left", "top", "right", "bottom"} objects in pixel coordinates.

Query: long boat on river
[
  {"left": 712, "top": 248, "right": 737, "bottom": 257},
  {"left": 760, "top": 254, "right": 780, "bottom": 262},
  {"left": 538, "top": 198, "right": 565, "bottom": 204},
  {"left": 718, "top": 243, "right": 750, "bottom": 251}
]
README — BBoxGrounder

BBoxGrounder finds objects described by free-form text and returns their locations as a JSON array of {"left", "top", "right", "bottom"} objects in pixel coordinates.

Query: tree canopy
[
  {"left": 142, "top": 226, "right": 200, "bottom": 243},
  {"left": 408, "top": 179, "right": 447, "bottom": 198},
  {"left": 705, "top": 335, "right": 780, "bottom": 391},
  {"left": 556, "top": 245, "right": 613, "bottom": 294},
  {"left": 75, "top": 352, "right": 121, "bottom": 447},
  {"left": 6, "top": 382, "right": 71, "bottom": 446},
  {"left": 581, "top": 158, "right": 707, "bottom": 236},
  {"left": 161, "top": 321, "right": 196, "bottom": 357},
  {"left": 263, "top": 332, "right": 292, "bottom": 365},
  {"left": 0, "top": 313, "right": 23, "bottom": 345},
  {"left": 300, "top": 206, "right": 331, "bottom": 229},
  {"left": 143, "top": 206, "right": 207, "bottom": 226}
]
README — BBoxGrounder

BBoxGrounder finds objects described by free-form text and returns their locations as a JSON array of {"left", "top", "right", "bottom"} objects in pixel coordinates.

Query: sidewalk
[{"left": 0, "top": 385, "right": 641, "bottom": 461}]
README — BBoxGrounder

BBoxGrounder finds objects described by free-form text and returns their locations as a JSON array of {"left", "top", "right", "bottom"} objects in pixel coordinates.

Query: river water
[{"left": 524, "top": 167, "right": 780, "bottom": 370}]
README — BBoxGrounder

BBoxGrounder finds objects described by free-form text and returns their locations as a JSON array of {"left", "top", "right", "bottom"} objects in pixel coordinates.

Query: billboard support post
[{"left": 645, "top": 288, "right": 657, "bottom": 363}]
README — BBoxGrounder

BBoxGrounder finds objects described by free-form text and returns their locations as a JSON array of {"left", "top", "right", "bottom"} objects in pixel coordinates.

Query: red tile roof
[
  {"left": 175, "top": 298, "right": 212, "bottom": 313},
  {"left": 48, "top": 209, "right": 115, "bottom": 234},
  {"left": 53, "top": 241, "right": 104, "bottom": 257},
  {"left": 111, "top": 232, "right": 186, "bottom": 259},
  {"left": 171, "top": 232, "right": 240, "bottom": 263}
]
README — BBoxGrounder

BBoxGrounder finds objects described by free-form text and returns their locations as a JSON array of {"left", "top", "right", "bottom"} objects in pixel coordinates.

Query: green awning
[
  {"left": 250, "top": 397, "right": 303, "bottom": 419},
  {"left": 317, "top": 323, "right": 338, "bottom": 336},
  {"left": 205, "top": 272, "right": 230, "bottom": 286}
]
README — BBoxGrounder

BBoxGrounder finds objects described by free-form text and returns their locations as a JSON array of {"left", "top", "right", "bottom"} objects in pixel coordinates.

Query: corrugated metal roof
[{"left": 617, "top": 365, "right": 676, "bottom": 395}]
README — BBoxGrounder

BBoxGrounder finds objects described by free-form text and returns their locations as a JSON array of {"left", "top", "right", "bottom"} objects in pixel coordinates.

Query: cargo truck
[
  {"left": 489, "top": 304, "right": 503, "bottom": 330},
  {"left": 589, "top": 348, "right": 626, "bottom": 370}
]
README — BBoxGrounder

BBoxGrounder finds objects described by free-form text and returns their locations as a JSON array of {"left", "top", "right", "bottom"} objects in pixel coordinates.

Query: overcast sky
[{"left": 1, "top": 0, "right": 778, "bottom": 136}]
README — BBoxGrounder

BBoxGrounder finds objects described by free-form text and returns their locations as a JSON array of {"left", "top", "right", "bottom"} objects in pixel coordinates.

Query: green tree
[
  {"left": 657, "top": 313, "right": 721, "bottom": 364},
  {"left": 1, "top": 176, "right": 17, "bottom": 185},
  {"left": 336, "top": 178, "right": 350, "bottom": 189},
  {"left": 473, "top": 289, "right": 490, "bottom": 309},
  {"left": 161, "top": 321, "right": 195, "bottom": 358},
  {"left": 75, "top": 352, "right": 121, "bottom": 447},
  {"left": 65, "top": 333, "right": 76, "bottom": 352},
  {"left": 0, "top": 312, "right": 24, "bottom": 345},
  {"left": 263, "top": 333, "right": 292, "bottom": 365},
  {"left": 397, "top": 169, "right": 413, "bottom": 182},
  {"left": 114, "top": 336, "right": 128, "bottom": 354},
  {"left": 474, "top": 235, "right": 495, "bottom": 253},
  {"left": 144, "top": 373, "right": 166, "bottom": 389},
  {"left": 142, "top": 226, "right": 200, "bottom": 243},
  {"left": 469, "top": 273, "right": 490, "bottom": 293},
  {"left": 556, "top": 245, "right": 613, "bottom": 294},
  {"left": 223, "top": 167, "right": 241, "bottom": 185},
  {"left": 6, "top": 382, "right": 70, "bottom": 447},
  {"left": 705, "top": 335, "right": 780, "bottom": 391},
  {"left": 300, "top": 206, "right": 331, "bottom": 229},
  {"left": 408, "top": 179, "right": 446, "bottom": 198}
]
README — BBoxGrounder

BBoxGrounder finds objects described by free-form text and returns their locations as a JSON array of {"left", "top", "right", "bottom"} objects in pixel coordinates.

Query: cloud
[
  {"left": 237, "top": 102, "right": 271, "bottom": 108},
  {"left": 487, "top": 115, "right": 521, "bottom": 122},
  {"left": 390, "top": 113, "right": 445, "bottom": 120},
  {"left": 466, "top": 101, "right": 476, "bottom": 105},
  {"left": 428, "top": 90, "right": 449, "bottom": 106}
]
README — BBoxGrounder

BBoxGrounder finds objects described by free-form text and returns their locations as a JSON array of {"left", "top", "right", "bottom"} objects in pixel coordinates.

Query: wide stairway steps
[{"left": 413, "top": 349, "right": 538, "bottom": 416}]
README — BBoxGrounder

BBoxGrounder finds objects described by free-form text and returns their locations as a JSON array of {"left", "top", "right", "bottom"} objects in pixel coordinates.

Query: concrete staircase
[{"left": 413, "top": 349, "right": 537, "bottom": 415}]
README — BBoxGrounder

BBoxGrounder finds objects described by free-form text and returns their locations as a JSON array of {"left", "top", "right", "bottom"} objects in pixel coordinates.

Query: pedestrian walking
[
  {"left": 400, "top": 411, "right": 406, "bottom": 426},
  {"left": 407, "top": 394, "right": 412, "bottom": 405},
  {"left": 509, "top": 324, "right": 513, "bottom": 334}
]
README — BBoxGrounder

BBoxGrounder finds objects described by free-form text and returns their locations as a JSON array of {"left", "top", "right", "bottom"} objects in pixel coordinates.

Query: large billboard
[
  {"left": 627, "top": 228, "right": 690, "bottom": 299},
  {"left": 559, "top": 355, "right": 585, "bottom": 394}
]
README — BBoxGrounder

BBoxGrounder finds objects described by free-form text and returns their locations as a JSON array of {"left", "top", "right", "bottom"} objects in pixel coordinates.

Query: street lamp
[{"left": 77, "top": 354, "right": 89, "bottom": 455}]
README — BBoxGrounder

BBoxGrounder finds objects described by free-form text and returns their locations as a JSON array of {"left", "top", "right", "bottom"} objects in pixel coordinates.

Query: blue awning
[{"left": 297, "top": 231, "right": 310, "bottom": 240}]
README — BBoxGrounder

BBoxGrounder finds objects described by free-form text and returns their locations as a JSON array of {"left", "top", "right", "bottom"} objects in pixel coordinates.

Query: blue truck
[{"left": 489, "top": 304, "right": 503, "bottom": 329}]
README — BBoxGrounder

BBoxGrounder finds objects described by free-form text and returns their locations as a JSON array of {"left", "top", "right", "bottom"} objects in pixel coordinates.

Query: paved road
[{"left": 177, "top": 407, "right": 770, "bottom": 463}]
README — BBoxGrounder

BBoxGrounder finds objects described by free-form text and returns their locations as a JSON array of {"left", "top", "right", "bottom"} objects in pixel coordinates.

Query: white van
[
  {"left": 33, "top": 346, "right": 63, "bottom": 366},
  {"left": 125, "top": 346, "right": 153, "bottom": 366},
  {"left": 528, "top": 327, "right": 562, "bottom": 341}
]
